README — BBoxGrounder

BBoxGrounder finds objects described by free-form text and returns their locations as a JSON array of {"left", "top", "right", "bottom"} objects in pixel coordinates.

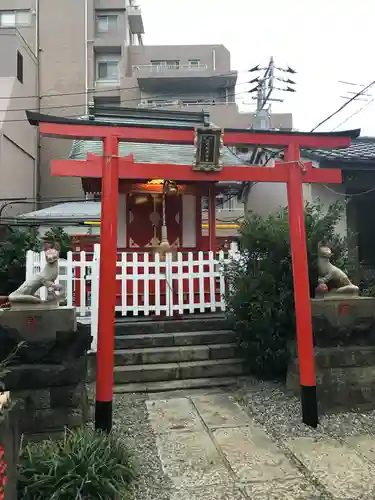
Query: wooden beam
[
  {"left": 37, "top": 121, "right": 358, "bottom": 149},
  {"left": 51, "top": 158, "right": 342, "bottom": 184}
]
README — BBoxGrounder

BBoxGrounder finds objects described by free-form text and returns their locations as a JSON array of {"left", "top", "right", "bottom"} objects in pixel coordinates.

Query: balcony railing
[
  {"left": 138, "top": 100, "right": 235, "bottom": 109},
  {"left": 133, "top": 63, "right": 208, "bottom": 74}
]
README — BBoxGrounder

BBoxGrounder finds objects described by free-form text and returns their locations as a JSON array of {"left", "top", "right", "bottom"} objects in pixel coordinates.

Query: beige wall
[
  {"left": 0, "top": 135, "right": 35, "bottom": 216},
  {"left": 38, "top": 0, "right": 87, "bottom": 204},
  {"left": 0, "top": 29, "right": 38, "bottom": 215}
]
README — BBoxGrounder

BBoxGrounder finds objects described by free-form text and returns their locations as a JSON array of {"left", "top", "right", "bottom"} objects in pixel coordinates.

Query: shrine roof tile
[
  {"left": 305, "top": 137, "right": 375, "bottom": 163},
  {"left": 68, "top": 116, "right": 244, "bottom": 165}
]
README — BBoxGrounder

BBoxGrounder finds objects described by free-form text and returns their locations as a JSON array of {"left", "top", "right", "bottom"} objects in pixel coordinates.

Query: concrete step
[
  {"left": 114, "top": 330, "right": 237, "bottom": 349},
  {"left": 113, "top": 358, "right": 246, "bottom": 384},
  {"left": 114, "top": 343, "right": 238, "bottom": 365},
  {"left": 115, "top": 315, "right": 233, "bottom": 336},
  {"left": 114, "top": 376, "right": 239, "bottom": 394}
]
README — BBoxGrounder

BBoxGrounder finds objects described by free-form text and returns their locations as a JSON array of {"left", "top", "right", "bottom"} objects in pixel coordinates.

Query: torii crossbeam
[{"left": 26, "top": 110, "right": 360, "bottom": 432}]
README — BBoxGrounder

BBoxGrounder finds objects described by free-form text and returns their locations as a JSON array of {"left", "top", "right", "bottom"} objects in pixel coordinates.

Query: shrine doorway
[{"left": 126, "top": 192, "right": 182, "bottom": 249}]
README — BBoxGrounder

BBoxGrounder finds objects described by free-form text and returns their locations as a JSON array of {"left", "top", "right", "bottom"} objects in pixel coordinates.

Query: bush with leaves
[
  {"left": 18, "top": 427, "right": 136, "bottom": 500},
  {"left": 0, "top": 227, "right": 41, "bottom": 296},
  {"left": 44, "top": 227, "right": 73, "bottom": 259},
  {"left": 225, "top": 201, "right": 354, "bottom": 380}
]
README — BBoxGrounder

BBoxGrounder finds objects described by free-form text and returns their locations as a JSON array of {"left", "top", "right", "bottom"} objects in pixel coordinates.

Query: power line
[
  {"left": 332, "top": 95, "right": 375, "bottom": 131},
  {"left": 0, "top": 89, "right": 254, "bottom": 123},
  {"left": 0, "top": 69, "right": 246, "bottom": 101},
  {"left": 0, "top": 81, "right": 252, "bottom": 114},
  {"left": 311, "top": 79, "right": 375, "bottom": 132}
]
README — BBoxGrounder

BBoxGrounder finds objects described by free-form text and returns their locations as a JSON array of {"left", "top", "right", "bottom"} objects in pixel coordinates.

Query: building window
[
  {"left": 188, "top": 59, "right": 200, "bottom": 68},
  {"left": 96, "top": 54, "right": 120, "bottom": 83},
  {"left": 17, "top": 51, "right": 23, "bottom": 84},
  {"left": 96, "top": 14, "right": 118, "bottom": 33},
  {"left": 0, "top": 10, "right": 31, "bottom": 27}
]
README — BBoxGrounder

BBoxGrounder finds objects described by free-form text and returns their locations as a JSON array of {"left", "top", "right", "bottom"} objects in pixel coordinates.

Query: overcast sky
[{"left": 140, "top": 0, "right": 374, "bottom": 135}]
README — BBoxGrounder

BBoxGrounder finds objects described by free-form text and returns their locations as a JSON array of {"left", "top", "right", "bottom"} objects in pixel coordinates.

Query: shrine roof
[
  {"left": 305, "top": 137, "right": 375, "bottom": 164},
  {"left": 68, "top": 114, "right": 244, "bottom": 166},
  {"left": 18, "top": 201, "right": 100, "bottom": 221}
]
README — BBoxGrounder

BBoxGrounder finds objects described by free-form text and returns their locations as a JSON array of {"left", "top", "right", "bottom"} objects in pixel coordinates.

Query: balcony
[
  {"left": 132, "top": 63, "right": 237, "bottom": 92},
  {"left": 127, "top": 5, "right": 144, "bottom": 34}
]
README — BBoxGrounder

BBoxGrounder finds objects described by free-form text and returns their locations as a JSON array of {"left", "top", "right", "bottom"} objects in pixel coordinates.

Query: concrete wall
[
  {"left": 0, "top": 29, "right": 38, "bottom": 215},
  {"left": 38, "top": 0, "right": 87, "bottom": 204},
  {"left": 245, "top": 180, "right": 347, "bottom": 237}
]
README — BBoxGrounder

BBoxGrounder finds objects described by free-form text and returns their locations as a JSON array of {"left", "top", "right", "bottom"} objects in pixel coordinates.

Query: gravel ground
[
  {"left": 233, "top": 376, "right": 375, "bottom": 440},
  {"left": 233, "top": 378, "right": 375, "bottom": 500},
  {"left": 113, "top": 393, "right": 172, "bottom": 500}
]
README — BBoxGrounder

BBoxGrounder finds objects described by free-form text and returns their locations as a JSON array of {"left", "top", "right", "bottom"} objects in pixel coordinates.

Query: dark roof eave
[{"left": 25, "top": 111, "right": 361, "bottom": 140}]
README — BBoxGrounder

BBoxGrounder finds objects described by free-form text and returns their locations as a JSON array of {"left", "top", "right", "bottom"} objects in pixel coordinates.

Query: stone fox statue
[
  {"left": 9, "top": 242, "right": 63, "bottom": 304},
  {"left": 316, "top": 244, "right": 359, "bottom": 296}
]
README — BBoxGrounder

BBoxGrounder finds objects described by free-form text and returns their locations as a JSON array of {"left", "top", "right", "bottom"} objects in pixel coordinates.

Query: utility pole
[
  {"left": 249, "top": 56, "right": 297, "bottom": 127},
  {"left": 241, "top": 57, "right": 297, "bottom": 216}
]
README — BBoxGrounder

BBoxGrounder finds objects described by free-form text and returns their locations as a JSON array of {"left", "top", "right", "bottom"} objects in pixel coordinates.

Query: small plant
[
  {"left": 0, "top": 342, "right": 25, "bottom": 409},
  {"left": 18, "top": 428, "right": 136, "bottom": 500}
]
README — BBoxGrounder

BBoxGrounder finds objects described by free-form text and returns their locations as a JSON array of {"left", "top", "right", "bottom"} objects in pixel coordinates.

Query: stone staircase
[{"left": 113, "top": 315, "right": 246, "bottom": 393}]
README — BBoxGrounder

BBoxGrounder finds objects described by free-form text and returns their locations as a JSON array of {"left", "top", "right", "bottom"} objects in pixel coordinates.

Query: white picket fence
[{"left": 25, "top": 243, "right": 240, "bottom": 351}]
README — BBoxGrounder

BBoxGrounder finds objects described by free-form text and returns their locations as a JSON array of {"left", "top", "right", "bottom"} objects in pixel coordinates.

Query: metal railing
[{"left": 133, "top": 63, "right": 208, "bottom": 73}]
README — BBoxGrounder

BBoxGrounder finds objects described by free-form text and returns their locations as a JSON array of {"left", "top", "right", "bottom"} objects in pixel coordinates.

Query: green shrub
[
  {"left": 0, "top": 227, "right": 41, "bottom": 295},
  {"left": 44, "top": 227, "right": 73, "bottom": 259},
  {"left": 18, "top": 428, "right": 136, "bottom": 500},
  {"left": 225, "top": 201, "right": 354, "bottom": 380}
]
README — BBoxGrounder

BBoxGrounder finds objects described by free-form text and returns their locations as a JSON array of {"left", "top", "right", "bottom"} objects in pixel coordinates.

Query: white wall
[
  {"left": 310, "top": 183, "right": 347, "bottom": 237},
  {"left": 245, "top": 170, "right": 346, "bottom": 237}
]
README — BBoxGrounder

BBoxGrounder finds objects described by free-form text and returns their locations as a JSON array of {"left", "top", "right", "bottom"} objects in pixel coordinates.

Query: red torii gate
[{"left": 26, "top": 110, "right": 360, "bottom": 431}]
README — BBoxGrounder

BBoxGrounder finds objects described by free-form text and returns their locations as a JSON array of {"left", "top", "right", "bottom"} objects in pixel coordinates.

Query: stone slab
[
  {"left": 286, "top": 437, "right": 375, "bottom": 499},
  {"left": 154, "top": 430, "right": 232, "bottom": 488},
  {"left": 192, "top": 394, "right": 251, "bottom": 428},
  {"left": 114, "top": 377, "right": 237, "bottom": 394},
  {"left": 170, "top": 484, "right": 245, "bottom": 500},
  {"left": 0, "top": 306, "right": 76, "bottom": 340},
  {"left": 346, "top": 435, "right": 375, "bottom": 463},
  {"left": 213, "top": 426, "right": 299, "bottom": 483},
  {"left": 244, "top": 478, "right": 323, "bottom": 499},
  {"left": 146, "top": 398, "right": 204, "bottom": 434}
]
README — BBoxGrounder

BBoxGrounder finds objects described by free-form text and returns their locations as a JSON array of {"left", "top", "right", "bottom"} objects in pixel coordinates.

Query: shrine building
[{"left": 21, "top": 105, "right": 245, "bottom": 252}]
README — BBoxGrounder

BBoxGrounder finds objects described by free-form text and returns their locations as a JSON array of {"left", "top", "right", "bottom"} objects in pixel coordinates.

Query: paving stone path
[{"left": 145, "top": 392, "right": 375, "bottom": 500}]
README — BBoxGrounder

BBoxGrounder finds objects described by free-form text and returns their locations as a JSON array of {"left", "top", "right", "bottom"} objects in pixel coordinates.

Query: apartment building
[
  {"left": 0, "top": 26, "right": 38, "bottom": 216},
  {"left": 0, "top": 0, "right": 292, "bottom": 219}
]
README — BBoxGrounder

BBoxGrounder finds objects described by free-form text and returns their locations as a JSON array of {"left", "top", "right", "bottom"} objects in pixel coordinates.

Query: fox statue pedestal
[
  {"left": 287, "top": 296, "right": 375, "bottom": 413},
  {"left": 0, "top": 244, "right": 92, "bottom": 440}
]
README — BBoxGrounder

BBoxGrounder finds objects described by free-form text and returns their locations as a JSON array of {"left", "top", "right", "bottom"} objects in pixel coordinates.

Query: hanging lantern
[{"left": 164, "top": 180, "right": 178, "bottom": 195}]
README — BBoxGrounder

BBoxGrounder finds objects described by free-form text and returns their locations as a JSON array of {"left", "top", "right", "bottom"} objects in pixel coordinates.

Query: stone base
[
  {"left": 311, "top": 296, "right": 375, "bottom": 347},
  {"left": 14, "top": 383, "right": 89, "bottom": 436},
  {"left": 286, "top": 345, "right": 375, "bottom": 413},
  {"left": 0, "top": 321, "right": 91, "bottom": 365},
  {"left": 0, "top": 306, "right": 76, "bottom": 341}
]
